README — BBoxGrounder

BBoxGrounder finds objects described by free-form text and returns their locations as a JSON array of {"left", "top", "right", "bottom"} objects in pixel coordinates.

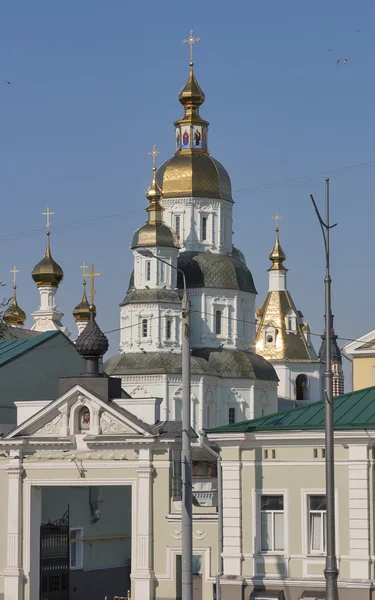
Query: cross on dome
[
  {"left": 148, "top": 144, "right": 161, "bottom": 171},
  {"left": 85, "top": 264, "right": 102, "bottom": 307},
  {"left": 10, "top": 265, "right": 20, "bottom": 287},
  {"left": 272, "top": 211, "right": 283, "bottom": 231},
  {"left": 42, "top": 207, "right": 54, "bottom": 234},
  {"left": 182, "top": 29, "right": 201, "bottom": 67},
  {"left": 80, "top": 261, "right": 89, "bottom": 280}
]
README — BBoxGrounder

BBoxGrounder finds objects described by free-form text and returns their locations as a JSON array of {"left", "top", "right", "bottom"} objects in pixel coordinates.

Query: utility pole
[{"left": 310, "top": 178, "right": 339, "bottom": 600}]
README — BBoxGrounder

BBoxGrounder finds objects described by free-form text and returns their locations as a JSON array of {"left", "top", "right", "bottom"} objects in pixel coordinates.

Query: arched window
[
  {"left": 142, "top": 319, "right": 148, "bottom": 338},
  {"left": 228, "top": 407, "right": 236, "bottom": 424},
  {"left": 215, "top": 310, "right": 222, "bottom": 335},
  {"left": 175, "top": 216, "right": 180, "bottom": 238},
  {"left": 166, "top": 319, "right": 171, "bottom": 340},
  {"left": 146, "top": 261, "right": 151, "bottom": 281},
  {"left": 79, "top": 407, "right": 90, "bottom": 431},
  {"left": 296, "top": 374, "right": 308, "bottom": 401},
  {"left": 202, "top": 217, "right": 207, "bottom": 241}
]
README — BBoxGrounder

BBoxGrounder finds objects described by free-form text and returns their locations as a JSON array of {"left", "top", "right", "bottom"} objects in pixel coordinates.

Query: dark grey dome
[
  {"left": 76, "top": 312, "right": 109, "bottom": 357},
  {"left": 121, "top": 288, "right": 181, "bottom": 306},
  {"left": 105, "top": 348, "right": 277, "bottom": 382},
  {"left": 231, "top": 246, "right": 246, "bottom": 265},
  {"left": 104, "top": 351, "right": 217, "bottom": 377},
  {"left": 177, "top": 251, "right": 256, "bottom": 294}
]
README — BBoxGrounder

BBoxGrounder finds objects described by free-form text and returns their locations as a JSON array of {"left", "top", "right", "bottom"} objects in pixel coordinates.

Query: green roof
[
  {"left": 0, "top": 331, "right": 60, "bottom": 367},
  {"left": 206, "top": 386, "right": 375, "bottom": 434}
]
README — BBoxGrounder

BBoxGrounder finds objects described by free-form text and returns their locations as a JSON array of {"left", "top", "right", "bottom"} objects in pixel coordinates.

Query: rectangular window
[
  {"left": 142, "top": 318, "right": 148, "bottom": 337},
  {"left": 171, "top": 449, "right": 182, "bottom": 500},
  {"left": 215, "top": 310, "right": 222, "bottom": 335},
  {"left": 166, "top": 319, "right": 171, "bottom": 340},
  {"left": 160, "top": 260, "right": 165, "bottom": 282},
  {"left": 228, "top": 407, "right": 235, "bottom": 424},
  {"left": 260, "top": 495, "right": 284, "bottom": 551},
  {"left": 175, "top": 215, "right": 181, "bottom": 237},
  {"left": 309, "top": 495, "right": 326, "bottom": 554},
  {"left": 202, "top": 216, "right": 207, "bottom": 241},
  {"left": 70, "top": 527, "right": 83, "bottom": 570},
  {"left": 146, "top": 261, "right": 151, "bottom": 281}
]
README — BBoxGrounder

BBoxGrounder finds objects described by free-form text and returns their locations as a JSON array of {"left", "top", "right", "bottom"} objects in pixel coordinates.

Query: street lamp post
[
  {"left": 137, "top": 249, "right": 193, "bottom": 600},
  {"left": 310, "top": 179, "right": 339, "bottom": 600}
]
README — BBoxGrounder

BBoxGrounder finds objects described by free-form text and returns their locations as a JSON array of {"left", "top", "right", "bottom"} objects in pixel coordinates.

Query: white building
[
  {"left": 255, "top": 221, "right": 324, "bottom": 405},
  {"left": 105, "top": 63, "right": 279, "bottom": 427}
]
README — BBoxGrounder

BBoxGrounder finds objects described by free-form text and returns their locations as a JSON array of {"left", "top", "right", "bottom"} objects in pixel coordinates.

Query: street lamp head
[{"left": 136, "top": 249, "right": 154, "bottom": 258}]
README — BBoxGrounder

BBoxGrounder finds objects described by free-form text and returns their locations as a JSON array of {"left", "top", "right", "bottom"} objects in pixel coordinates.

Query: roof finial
[
  {"left": 148, "top": 144, "right": 161, "bottom": 172},
  {"left": 42, "top": 207, "right": 54, "bottom": 239},
  {"left": 4, "top": 265, "right": 26, "bottom": 327},
  {"left": 269, "top": 212, "right": 287, "bottom": 271},
  {"left": 272, "top": 210, "right": 283, "bottom": 233},
  {"left": 182, "top": 29, "right": 201, "bottom": 69},
  {"left": 10, "top": 265, "right": 20, "bottom": 288},
  {"left": 85, "top": 264, "right": 102, "bottom": 310},
  {"left": 80, "top": 260, "right": 89, "bottom": 282}
]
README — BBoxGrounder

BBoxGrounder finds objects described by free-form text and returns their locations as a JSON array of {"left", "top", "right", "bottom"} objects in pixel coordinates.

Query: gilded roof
[
  {"left": 73, "top": 281, "right": 94, "bottom": 323},
  {"left": 3, "top": 289, "right": 26, "bottom": 327},
  {"left": 156, "top": 153, "right": 233, "bottom": 202},
  {"left": 131, "top": 223, "right": 179, "bottom": 250},
  {"left": 120, "top": 288, "right": 182, "bottom": 306},
  {"left": 256, "top": 290, "right": 318, "bottom": 361},
  {"left": 177, "top": 251, "right": 256, "bottom": 293},
  {"left": 104, "top": 348, "right": 277, "bottom": 381},
  {"left": 32, "top": 234, "right": 64, "bottom": 288}
]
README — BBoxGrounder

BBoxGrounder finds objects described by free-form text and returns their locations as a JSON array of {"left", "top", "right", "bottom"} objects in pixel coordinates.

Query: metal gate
[{"left": 40, "top": 508, "right": 70, "bottom": 600}]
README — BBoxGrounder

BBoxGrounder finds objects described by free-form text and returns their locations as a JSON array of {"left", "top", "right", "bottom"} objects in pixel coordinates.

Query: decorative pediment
[{"left": 6, "top": 384, "right": 154, "bottom": 441}]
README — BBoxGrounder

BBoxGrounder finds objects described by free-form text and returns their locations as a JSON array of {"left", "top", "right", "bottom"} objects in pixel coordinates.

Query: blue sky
[{"left": 0, "top": 1, "right": 374, "bottom": 382}]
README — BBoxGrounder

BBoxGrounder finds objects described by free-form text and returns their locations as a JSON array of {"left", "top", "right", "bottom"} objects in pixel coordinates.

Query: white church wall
[
  {"left": 132, "top": 246, "right": 178, "bottom": 290},
  {"left": 120, "top": 303, "right": 181, "bottom": 353},
  {"left": 274, "top": 361, "right": 324, "bottom": 403},
  {"left": 115, "top": 395, "right": 162, "bottom": 424},
  {"left": 161, "top": 196, "right": 233, "bottom": 254}
]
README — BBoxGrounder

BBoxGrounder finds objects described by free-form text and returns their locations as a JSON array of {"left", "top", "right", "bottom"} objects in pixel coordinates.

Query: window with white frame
[
  {"left": 142, "top": 318, "right": 148, "bottom": 337},
  {"left": 175, "top": 215, "right": 181, "bottom": 238},
  {"left": 260, "top": 495, "right": 284, "bottom": 551},
  {"left": 165, "top": 319, "right": 172, "bottom": 340},
  {"left": 146, "top": 261, "right": 151, "bottom": 281},
  {"left": 202, "top": 216, "right": 207, "bottom": 241},
  {"left": 285, "top": 310, "right": 297, "bottom": 332},
  {"left": 309, "top": 495, "right": 326, "bottom": 554},
  {"left": 228, "top": 407, "right": 235, "bottom": 424},
  {"left": 264, "top": 325, "right": 276, "bottom": 346},
  {"left": 70, "top": 527, "right": 83, "bottom": 569},
  {"left": 215, "top": 310, "right": 222, "bottom": 335}
]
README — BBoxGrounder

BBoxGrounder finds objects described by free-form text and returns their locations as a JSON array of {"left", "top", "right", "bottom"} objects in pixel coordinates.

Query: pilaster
[
  {"left": 132, "top": 449, "right": 154, "bottom": 600},
  {"left": 4, "top": 452, "right": 24, "bottom": 600},
  {"left": 222, "top": 460, "right": 242, "bottom": 576},
  {"left": 348, "top": 444, "right": 370, "bottom": 579}
]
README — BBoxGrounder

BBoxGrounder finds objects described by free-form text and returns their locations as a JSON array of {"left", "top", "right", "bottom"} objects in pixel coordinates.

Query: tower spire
[
  {"left": 268, "top": 211, "right": 287, "bottom": 271},
  {"left": 146, "top": 145, "right": 164, "bottom": 225},
  {"left": 3, "top": 266, "right": 26, "bottom": 328}
]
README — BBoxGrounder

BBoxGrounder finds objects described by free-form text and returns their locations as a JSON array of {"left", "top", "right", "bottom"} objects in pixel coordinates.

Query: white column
[
  {"left": 348, "top": 444, "right": 370, "bottom": 579},
  {"left": 162, "top": 375, "right": 169, "bottom": 421},
  {"left": 29, "top": 486, "right": 42, "bottom": 600},
  {"left": 222, "top": 460, "right": 242, "bottom": 576},
  {"left": 199, "top": 379, "right": 205, "bottom": 431},
  {"left": 132, "top": 449, "right": 154, "bottom": 600},
  {"left": 4, "top": 451, "right": 24, "bottom": 600},
  {"left": 249, "top": 384, "right": 255, "bottom": 420}
]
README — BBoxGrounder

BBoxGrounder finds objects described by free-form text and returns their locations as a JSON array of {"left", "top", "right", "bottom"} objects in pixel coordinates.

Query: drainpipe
[{"left": 198, "top": 431, "right": 223, "bottom": 600}]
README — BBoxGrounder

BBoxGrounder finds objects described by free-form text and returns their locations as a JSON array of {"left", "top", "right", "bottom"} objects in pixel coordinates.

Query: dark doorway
[
  {"left": 296, "top": 374, "right": 308, "bottom": 400},
  {"left": 40, "top": 509, "right": 70, "bottom": 600}
]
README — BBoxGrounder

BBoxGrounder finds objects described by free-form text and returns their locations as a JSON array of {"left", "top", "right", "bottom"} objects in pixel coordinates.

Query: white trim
[
  {"left": 252, "top": 488, "right": 289, "bottom": 563},
  {"left": 154, "top": 546, "right": 212, "bottom": 582},
  {"left": 69, "top": 526, "right": 83, "bottom": 570}
]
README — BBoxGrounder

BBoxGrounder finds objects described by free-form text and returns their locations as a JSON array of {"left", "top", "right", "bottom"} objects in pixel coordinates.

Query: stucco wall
[{"left": 353, "top": 356, "right": 375, "bottom": 390}]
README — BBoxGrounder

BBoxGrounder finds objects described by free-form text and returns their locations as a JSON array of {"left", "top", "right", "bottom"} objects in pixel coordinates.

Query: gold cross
[
  {"left": 148, "top": 144, "right": 161, "bottom": 171},
  {"left": 10, "top": 265, "right": 20, "bottom": 287},
  {"left": 182, "top": 29, "right": 201, "bottom": 66},
  {"left": 42, "top": 207, "right": 54, "bottom": 233},
  {"left": 272, "top": 211, "right": 283, "bottom": 231},
  {"left": 80, "top": 261, "right": 89, "bottom": 279},
  {"left": 85, "top": 264, "right": 101, "bottom": 305}
]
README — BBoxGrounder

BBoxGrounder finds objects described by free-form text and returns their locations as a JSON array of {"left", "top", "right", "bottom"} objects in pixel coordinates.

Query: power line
[{"left": 0, "top": 159, "right": 373, "bottom": 244}]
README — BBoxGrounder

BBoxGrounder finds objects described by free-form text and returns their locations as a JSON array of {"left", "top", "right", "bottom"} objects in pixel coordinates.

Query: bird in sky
[
  {"left": 5, "top": 80, "right": 11, "bottom": 85},
  {"left": 336, "top": 58, "right": 341, "bottom": 65},
  {"left": 343, "top": 56, "right": 350, "bottom": 64},
  {"left": 356, "top": 29, "right": 360, "bottom": 32}
]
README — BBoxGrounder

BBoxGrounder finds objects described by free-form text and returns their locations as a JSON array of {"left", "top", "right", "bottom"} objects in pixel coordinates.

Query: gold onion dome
[
  {"left": 156, "top": 65, "right": 233, "bottom": 202},
  {"left": 268, "top": 226, "right": 287, "bottom": 271},
  {"left": 131, "top": 170, "right": 179, "bottom": 249},
  {"left": 32, "top": 233, "right": 64, "bottom": 287},
  {"left": 3, "top": 286, "right": 26, "bottom": 327},
  {"left": 73, "top": 280, "right": 95, "bottom": 323}
]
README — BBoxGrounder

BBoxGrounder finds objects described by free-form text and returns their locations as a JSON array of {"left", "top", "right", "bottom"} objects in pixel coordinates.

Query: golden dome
[
  {"left": 3, "top": 286, "right": 26, "bottom": 327},
  {"left": 32, "top": 233, "right": 64, "bottom": 287},
  {"left": 156, "top": 153, "right": 233, "bottom": 201},
  {"left": 268, "top": 226, "right": 287, "bottom": 271},
  {"left": 178, "top": 69, "right": 205, "bottom": 106},
  {"left": 131, "top": 169, "right": 180, "bottom": 250},
  {"left": 73, "top": 280, "right": 94, "bottom": 323}
]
